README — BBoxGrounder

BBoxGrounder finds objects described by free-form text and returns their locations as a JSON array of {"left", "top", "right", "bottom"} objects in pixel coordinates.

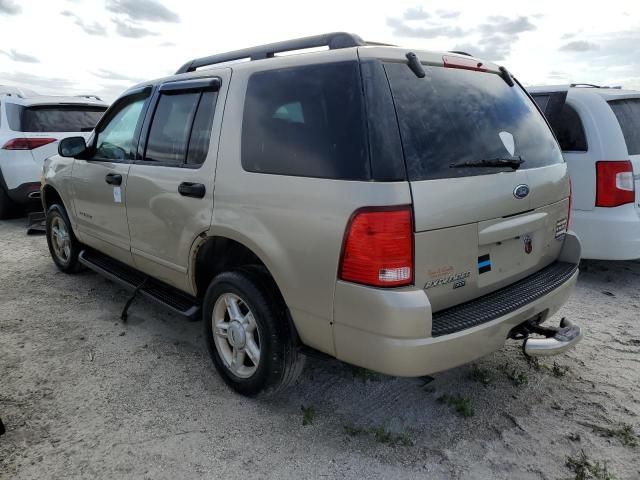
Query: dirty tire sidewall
[
  {"left": 46, "top": 204, "right": 82, "bottom": 273},
  {"left": 203, "top": 269, "right": 302, "bottom": 397}
]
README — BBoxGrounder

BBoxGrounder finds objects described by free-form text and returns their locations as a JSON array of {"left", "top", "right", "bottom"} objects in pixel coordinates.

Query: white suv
[
  {"left": 529, "top": 84, "right": 640, "bottom": 260},
  {"left": 0, "top": 87, "right": 107, "bottom": 218}
]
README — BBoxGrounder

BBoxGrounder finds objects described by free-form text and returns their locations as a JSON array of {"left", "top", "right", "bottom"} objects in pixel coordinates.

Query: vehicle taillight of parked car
[
  {"left": 2, "top": 138, "right": 57, "bottom": 150},
  {"left": 339, "top": 206, "right": 414, "bottom": 288},
  {"left": 595, "top": 160, "right": 635, "bottom": 207}
]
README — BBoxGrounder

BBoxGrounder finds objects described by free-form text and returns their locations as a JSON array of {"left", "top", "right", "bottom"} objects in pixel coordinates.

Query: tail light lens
[
  {"left": 2, "top": 138, "right": 57, "bottom": 150},
  {"left": 595, "top": 161, "right": 635, "bottom": 207},
  {"left": 339, "top": 206, "right": 414, "bottom": 288}
]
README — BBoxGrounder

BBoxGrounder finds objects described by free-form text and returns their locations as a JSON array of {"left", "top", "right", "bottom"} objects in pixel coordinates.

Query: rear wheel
[
  {"left": 0, "top": 187, "right": 18, "bottom": 220},
  {"left": 203, "top": 268, "right": 305, "bottom": 396},
  {"left": 46, "top": 204, "right": 82, "bottom": 273}
]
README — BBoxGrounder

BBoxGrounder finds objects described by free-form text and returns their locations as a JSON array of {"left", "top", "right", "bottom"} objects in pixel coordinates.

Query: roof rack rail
[
  {"left": 176, "top": 32, "right": 366, "bottom": 74},
  {"left": 570, "top": 83, "right": 601, "bottom": 88},
  {"left": 76, "top": 94, "right": 103, "bottom": 101}
]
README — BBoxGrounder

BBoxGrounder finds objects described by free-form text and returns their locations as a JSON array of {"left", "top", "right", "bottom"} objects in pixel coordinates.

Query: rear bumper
[
  {"left": 6, "top": 182, "right": 42, "bottom": 204},
  {"left": 332, "top": 232, "right": 581, "bottom": 377},
  {"left": 571, "top": 205, "right": 640, "bottom": 260}
]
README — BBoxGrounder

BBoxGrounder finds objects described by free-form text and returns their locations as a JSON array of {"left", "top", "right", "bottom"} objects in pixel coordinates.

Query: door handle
[
  {"left": 178, "top": 182, "right": 206, "bottom": 198},
  {"left": 105, "top": 173, "right": 122, "bottom": 186}
]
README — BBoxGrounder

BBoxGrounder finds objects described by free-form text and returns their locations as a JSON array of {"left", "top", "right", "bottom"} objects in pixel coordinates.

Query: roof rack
[
  {"left": 0, "top": 85, "right": 38, "bottom": 98},
  {"left": 570, "top": 83, "right": 623, "bottom": 90},
  {"left": 75, "top": 94, "right": 103, "bottom": 101},
  {"left": 176, "top": 32, "right": 367, "bottom": 74}
]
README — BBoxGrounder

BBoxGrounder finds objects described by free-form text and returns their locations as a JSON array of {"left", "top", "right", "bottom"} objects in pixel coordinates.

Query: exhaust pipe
[
  {"left": 28, "top": 191, "right": 41, "bottom": 199},
  {"left": 523, "top": 318, "right": 583, "bottom": 357}
]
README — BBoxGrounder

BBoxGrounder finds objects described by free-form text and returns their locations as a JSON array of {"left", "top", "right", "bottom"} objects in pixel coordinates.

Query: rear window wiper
[{"left": 450, "top": 157, "right": 524, "bottom": 170}]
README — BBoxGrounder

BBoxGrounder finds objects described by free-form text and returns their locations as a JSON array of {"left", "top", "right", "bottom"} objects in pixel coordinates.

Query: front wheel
[
  {"left": 203, "top": 268, "right": 305, "bottom": 396},
  {"left": 46, "top": 204, "right": 82, "bottom": 273}
]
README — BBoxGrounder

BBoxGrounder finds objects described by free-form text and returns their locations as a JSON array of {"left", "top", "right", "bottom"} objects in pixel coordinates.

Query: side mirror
[{"left": 58, "top": 136, "right": 87, "bottom": 158}]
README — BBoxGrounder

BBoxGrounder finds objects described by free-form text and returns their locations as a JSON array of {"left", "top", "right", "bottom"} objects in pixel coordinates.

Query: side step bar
[{"left": 79, "top": 249, "right": 201, "bottom": 319}]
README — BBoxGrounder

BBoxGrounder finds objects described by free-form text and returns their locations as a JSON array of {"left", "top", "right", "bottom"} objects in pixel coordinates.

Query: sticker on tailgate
[{"left": 478, "top": 254, "right": 492, "bottom": 274}]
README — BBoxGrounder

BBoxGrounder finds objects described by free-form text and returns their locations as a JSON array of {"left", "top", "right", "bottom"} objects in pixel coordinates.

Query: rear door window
[
  {"left": 384, "top": 63, "right": 564, "bottom": 181},
  {"left": 241, "top": 61, "right": 369, "bottom": 180},
  {"left": 5, "top": 104, "right": 106, "bottom": 132},
  {"left": 144, "top": 90, "right": 218, "bottom": 166},
  {"left": 608, "top": 99, "right": 640, "bottom": 155}
]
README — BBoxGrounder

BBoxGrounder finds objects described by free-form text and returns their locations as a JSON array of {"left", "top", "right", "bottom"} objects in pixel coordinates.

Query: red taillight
[
  {"left": 595, "top": 161, "right": 635, "bottom": 207},
  {"left": 339, "top": 206, "right": 414, "bottom": 288},
  {"left": 2, "top": 138, "right": 57, "bottom": 150},
  {"left": 442, "top": 55, "right": 487, "bottom": 72}
]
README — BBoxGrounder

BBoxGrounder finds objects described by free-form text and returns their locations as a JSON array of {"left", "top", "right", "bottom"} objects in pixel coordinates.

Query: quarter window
[
  {"left": 550, "top": 104, "right": 588, "bottom": 152},
  {"left": 241, "top": 61, "right": 369, "bottom": 180}
]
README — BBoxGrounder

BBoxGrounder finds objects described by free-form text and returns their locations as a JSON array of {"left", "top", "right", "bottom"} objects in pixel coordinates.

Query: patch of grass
[
  {"left": 469, "top": 364, "right": 492, "bottom": 385},
  {"left": 343, "top": 424, "right": 413, "bottom": 446},
  {"left": 438, "top": 394, "right": 474, "bottom": 418},
  {"left": 566, "top": 451, "right": 615, "bottom": 480},
  {"left": 551, "top": 361, "right": 571, "bottom": 377},
  {"left": 585, "top": 423, "right": 638, "bottom": 447},
  {"left": 372, "top": 426, "right": 414, "bottom": 446},
  {"left": 301, "top": 405, "right": 315, "bottom": 426},
  {"left": 351, "top": 367, "right": 381, "bottom": 383},
  {"left": 343, "top": 423, "right": 366, "bottom": 437},
  {"left": 568, "top": 432, "right": 582, "bottom": 442},
  {"left": 500, "top": 362, "right": 529, "bottom": 386}
]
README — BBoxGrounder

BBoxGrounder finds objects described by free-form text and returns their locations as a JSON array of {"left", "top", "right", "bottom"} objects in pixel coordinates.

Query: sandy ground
[{"left": 0, "top": 217, "right": 639, "bottom": 480}]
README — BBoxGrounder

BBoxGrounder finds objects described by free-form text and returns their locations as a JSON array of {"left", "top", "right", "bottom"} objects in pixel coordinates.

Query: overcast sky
[{"left": 1, "top": 0, "right": 638, "bottom": 103}]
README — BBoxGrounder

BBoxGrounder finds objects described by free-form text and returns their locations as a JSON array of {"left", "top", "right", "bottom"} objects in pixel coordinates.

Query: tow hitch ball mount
[{"left": 509, "top": 316, "right": 583, "bottom": 357}]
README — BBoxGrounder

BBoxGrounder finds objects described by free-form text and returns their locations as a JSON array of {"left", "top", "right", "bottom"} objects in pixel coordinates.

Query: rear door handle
[
  {"left": 178, "top": 182, "right": 206, "bottom": 198},
  {"left": 105, "top": 173, "right": 122, "bottom": 185}
]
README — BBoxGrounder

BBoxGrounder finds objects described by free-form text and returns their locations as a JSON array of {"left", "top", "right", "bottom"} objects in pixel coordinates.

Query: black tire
[
  {"left": 0, "top": 187, "right": 18, "bottom": 220},
  {"left": 203, "top": 268, "right": 305, "bottom": 396},
  {"left": 45, "top": 204, "right": 82, "bottom": 273}
]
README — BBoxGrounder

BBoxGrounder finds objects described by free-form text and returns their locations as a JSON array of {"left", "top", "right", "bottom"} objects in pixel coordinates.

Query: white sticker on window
[
  {"left": 113, "top": 186, "right": 122, "bottom": 203},
  {"left": 499, "top": 131, "right": 515, "bottom": 156}
]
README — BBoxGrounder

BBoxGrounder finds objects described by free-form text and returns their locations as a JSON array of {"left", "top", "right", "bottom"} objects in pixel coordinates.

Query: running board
[{"left": 78, "top": 249, "right": 200, "bottom": 319}]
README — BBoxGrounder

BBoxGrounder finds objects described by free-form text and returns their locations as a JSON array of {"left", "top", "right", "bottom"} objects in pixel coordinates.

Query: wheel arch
[{"left": 191, "top": 233, "right": 301, "bottom": 343}]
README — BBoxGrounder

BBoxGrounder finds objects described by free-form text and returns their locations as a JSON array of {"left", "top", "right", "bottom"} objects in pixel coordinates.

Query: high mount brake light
[
  {"left": 442, "top": 55, "right": 487, "bottom": 72},
  {"left": 2, "top": 138, "right": 57, "bottom": 150},
  {"left": 595, "top": 161, "right": 635, "bottom": 207},
  {"left": 339, "top": 207, "right": 414, "bottom": 288}
]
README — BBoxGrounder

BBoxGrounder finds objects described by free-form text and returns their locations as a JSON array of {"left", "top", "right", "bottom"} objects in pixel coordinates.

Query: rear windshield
[
  {"left": 384, "top": 63, "right": 564, "bottom": 181},
  {"left": 608, "top": 99, "right": 640, "bottom": 155},
  {"left": 6, "top": 103, "right": 106, "bottom": 132}
]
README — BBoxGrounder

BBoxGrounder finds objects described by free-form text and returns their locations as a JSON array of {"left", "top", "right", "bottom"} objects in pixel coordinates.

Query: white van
[{"left": 529, "top": 84, "right": 640, "bottom": 260}]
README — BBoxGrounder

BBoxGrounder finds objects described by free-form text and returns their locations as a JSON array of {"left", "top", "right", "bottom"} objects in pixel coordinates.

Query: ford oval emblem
[{"left": 513, "top": 184, "right": 530, "bottom": 199}]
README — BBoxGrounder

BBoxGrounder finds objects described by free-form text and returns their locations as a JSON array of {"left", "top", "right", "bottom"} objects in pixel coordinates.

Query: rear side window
[
  {"left": 241, "top": 61, "right": 369, "bottom": 180},
  {"left": 532, "top": 94, "right": 550, "bottom": 112},
  {"left": 6, "top": 103, "right": 106, "bottom": 132},
  {"left": 550, "top": 104, "right": 588, "bottom": 152},
  {"left": 384, "top": 63, "right": 564, "bottom": 181},
  {"left": 144, "top": 90, "right": 218, "bottom": 166},
  {"left": 608, "top": 99, "right": 640, "bottom": 155}
]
